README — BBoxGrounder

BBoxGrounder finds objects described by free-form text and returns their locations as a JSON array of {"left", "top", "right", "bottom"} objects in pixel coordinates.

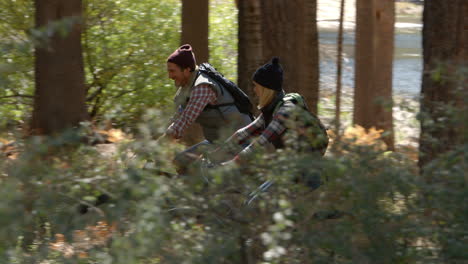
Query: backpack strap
[
  {"left": 199, "top": 63, "right": 254, "bottom": 118},
  {"left": 273, "top": 93, "right": 307, "bottom": 114},
  {"left": 204, "top": 102, "right": 236, "bottom": 109}
]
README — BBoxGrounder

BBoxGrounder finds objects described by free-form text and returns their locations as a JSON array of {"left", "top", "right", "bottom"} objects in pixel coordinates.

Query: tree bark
[
  {"left": 354, "top": 0, "right": 395, "bottom": 149},
  {"left": 260, "top": 0, "right": 320, "bottom": 114},
  {"left": 180, "top": 0, "right": 209, "bottom": 145},
  {"left": 181, "top": 0, "right": 209, "bottom": 64},
  {"left": 237, "top": 0, "right": 263, "bottom": 103},
  {"left": 418, "top": 0, "right": 467, "bottom": 167},
  {"left": 31, "top": 0, "right": 88, "bottom": 135},
  {"left": 335, "top": 0, "right": 346, "bottom": 135}
]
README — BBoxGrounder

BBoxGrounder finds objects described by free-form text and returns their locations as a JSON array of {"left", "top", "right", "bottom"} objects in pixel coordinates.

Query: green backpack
[{"left": 274, "top": 93, "right": 329, "bottom": 155}]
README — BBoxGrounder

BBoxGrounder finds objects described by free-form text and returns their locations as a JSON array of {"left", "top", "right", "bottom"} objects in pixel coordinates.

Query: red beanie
[{"left": 167, "top": 44, "right": 196, "bottom": 71}]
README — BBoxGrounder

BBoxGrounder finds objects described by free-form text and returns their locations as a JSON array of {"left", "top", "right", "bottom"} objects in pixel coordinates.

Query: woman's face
[{"left": 253, "top": 81, "right": 263, "bottom": 98}]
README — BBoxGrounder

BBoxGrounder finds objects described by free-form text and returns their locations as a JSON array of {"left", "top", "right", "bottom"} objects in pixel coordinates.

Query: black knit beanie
[{"left": 252, "top": 57, "right": 283, "bottom": 91}]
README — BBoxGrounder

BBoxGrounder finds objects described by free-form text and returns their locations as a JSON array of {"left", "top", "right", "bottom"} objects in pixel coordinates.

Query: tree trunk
[
  {"left": 418, "top": 0, "right": 467, "bottom": 168},
  {"left": 31, "top": 0, "right": 88, "bottom": 135},
  {"left": 260, "top": 0, "right": 320, "bottom": 114},
  {"left": 237, "top": 0, "right": 263, "bottom": 104},
  {"left": 353, "top": 0, "right": 395, "bottom": 149},
  {"left": 181, "top": 0, "right": 209, "bottom": 64},
  {"left": 180, "top": 0, "right": 209, "bottom": 145},
  {"left": 335, "top": 0, "right": 346, "bottom": 136}
]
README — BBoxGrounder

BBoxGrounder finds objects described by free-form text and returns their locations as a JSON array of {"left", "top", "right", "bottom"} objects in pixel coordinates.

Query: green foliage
[
  {"left": 209, "top": 0, "right": 238, "bottom": 81},
  {"left": 1, "top": 112, "right": 466, "bottom": 263},
  {"left": 0, "top": 0, "right": 465, "bottom": 263},
  {"left": 0, "top": 0, "right": 34, "bottom": 127},
  {"left": 0, "top": 0, "right": 183, "bottom": 129},
  {"left": 82, "top": 0, "right": 181, "bottom": 125},
  {"left": 0, "top": 0, "right": 240, "bottom": 131},
  {"left": 419, "top": 144, "right": 468, "bottom": 262}
]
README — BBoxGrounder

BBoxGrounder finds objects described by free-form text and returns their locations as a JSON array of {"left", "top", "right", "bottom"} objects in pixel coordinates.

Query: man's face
[{"left": 167, "top": 62, "right": 191, "bottom": 87}]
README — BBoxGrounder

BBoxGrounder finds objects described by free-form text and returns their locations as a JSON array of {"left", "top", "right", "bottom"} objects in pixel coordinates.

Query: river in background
[
  {"left": 317, "top": 0, "right": 423, "bottom": 97},
  {"left": 316, "top": 1, "right": 423, "bottom": 146}
]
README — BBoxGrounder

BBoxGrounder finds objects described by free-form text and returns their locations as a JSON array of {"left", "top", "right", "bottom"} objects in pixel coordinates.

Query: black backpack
[{"left": 198, "top": 63, "right": 254, "bottom": 120}]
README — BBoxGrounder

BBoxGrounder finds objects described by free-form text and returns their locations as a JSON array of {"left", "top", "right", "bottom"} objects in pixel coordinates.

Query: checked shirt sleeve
[
  {"left": 221, "top": 114, "right": 265, "bottom": 155},
  {"left": 167, "top": 84, "right": 217, "bottom": 139},
  {"left": 238, "top": 107, "right": 289, "bottom": 157}
]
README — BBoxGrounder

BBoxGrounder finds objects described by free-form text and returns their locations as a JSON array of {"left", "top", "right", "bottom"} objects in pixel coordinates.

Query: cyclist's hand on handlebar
[{"left": 165, "top": 124, "right": 182, "bottom": 140}]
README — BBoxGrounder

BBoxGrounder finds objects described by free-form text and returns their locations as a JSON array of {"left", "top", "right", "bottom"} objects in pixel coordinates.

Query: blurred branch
[
  {"left": 58, "top": 191, "right": 105, "bottom": 217},
  {"left": 87, "top": 82, "right": 107, "bottom": 102},
  {"left": 111, "top": 84, "right": 144, "bottom": 99},
  {"left": 89, "top": 91, "right": 104, "bottom": 118},
  {"left": 0, "top": 101, "right": 33, "bottom": 106},
  {"left": 82, "top": 20, "right": 96, "bottom": 94},
  {"left": 86, "top": 51, "right": 135, "bottom": 102},
  {"left": 0, "top": 94, "right": 33, "bottom": 99},
  {"left": 85, "top": 52, "right": 136, "bottom": 118}
]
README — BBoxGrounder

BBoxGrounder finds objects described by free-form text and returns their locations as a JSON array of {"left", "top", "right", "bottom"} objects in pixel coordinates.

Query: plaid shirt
[
  {"left": 224, "top": 102, "right": 294, "bottom": 158},
  {"left": 167, "top": 84, "right": 217, "bottom": 139}
]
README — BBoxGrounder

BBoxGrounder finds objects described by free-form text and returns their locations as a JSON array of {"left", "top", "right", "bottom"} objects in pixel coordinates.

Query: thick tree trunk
[
  {"left": 181, "top": 0, "right": 209, "bottom": 64},
  {"left": 260, "top": 0, "right": 320, "bottom": 114},
  {"left": 31, "top": 0, "right": 88, "bottom": 135},
  {"left": 300, "top": 0, "right": 320, "bottom": 115},
  {"left": 353, "top": 0, "right": 395, "bottom": 149},
  {"left": 180, "top": 0, "right": 209, "bottom": 145},
  {"left": 237, "top": 0, "right": 263, "bottom": 103},
  {"left": 418, "top": 0, "right": 467, "bottom": 167}
]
